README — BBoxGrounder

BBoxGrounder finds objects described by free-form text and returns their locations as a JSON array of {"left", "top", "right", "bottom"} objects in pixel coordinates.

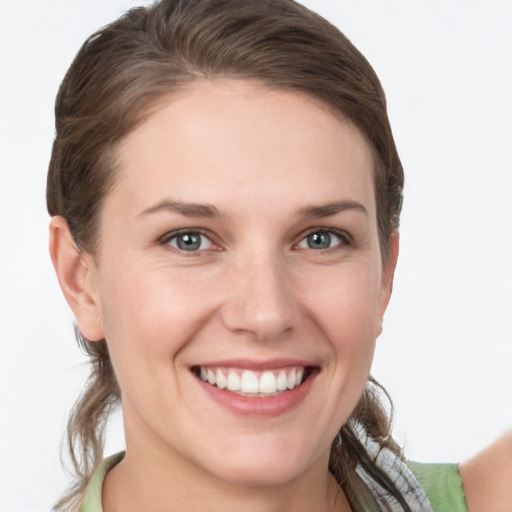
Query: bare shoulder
[{"left": 459, "top": 431, "right": 512, "bottom": 512}]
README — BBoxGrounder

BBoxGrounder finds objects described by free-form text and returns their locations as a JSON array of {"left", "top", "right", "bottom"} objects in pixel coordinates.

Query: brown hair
[{"left": 47, "top": 0, "right": 405, "bottom": 510}]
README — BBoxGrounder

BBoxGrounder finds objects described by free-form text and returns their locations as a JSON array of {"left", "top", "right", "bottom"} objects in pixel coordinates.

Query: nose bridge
[{"left": 221, "top": 245, "right": 298, "bottom": 340}]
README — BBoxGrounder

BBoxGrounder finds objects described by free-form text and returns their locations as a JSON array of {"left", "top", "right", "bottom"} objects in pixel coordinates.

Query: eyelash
[
  {"left": 158, "top": 227, "right": 352, "bottom": 254},
  {"left": 295, "top": 228, "right": 351, "bottom": 252},
  {"left": 158, "top": 229, "right": 218, "bottom": 255}
]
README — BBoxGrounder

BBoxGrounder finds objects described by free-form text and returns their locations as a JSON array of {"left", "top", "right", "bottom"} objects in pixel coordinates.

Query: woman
[{"left": 47, "top": 0, "right": 468, "bottom": 510}]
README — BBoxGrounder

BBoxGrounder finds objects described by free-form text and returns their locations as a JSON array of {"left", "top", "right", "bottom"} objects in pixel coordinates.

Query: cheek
[
  {"left": 302, "top": 262, "right": 381, "bottom": 402},
  {"left": 101, "top": 253, "right": 203, "bottom": 328},
  {"left": 96, "top": 258, "right": 213, "bottom": 379},
  {"left": 303, "top": 262, "right": 382, "bottom": 345}
]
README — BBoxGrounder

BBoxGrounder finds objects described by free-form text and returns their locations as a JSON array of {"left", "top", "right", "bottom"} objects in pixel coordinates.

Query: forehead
[{"left": 111, "top": 79, "right": 376, "bottom": 217}]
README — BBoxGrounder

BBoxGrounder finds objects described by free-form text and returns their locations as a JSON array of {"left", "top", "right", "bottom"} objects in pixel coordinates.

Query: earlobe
[{"left": 49, "top": 216, "right": 105, "bottom": 342}]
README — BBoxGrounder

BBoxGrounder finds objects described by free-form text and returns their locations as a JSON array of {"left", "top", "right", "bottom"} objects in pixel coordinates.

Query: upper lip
[{"left": 191, "top": 358, "right": 317, "bottom": 371}]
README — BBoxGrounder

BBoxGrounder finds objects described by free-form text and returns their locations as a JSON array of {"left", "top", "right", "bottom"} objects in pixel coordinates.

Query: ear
[
  {"left": 49, "top": 216, "right": 105, "bottom": 341},
  {"left": 377, "top": 232, "right": 399, "bottom": 335}
]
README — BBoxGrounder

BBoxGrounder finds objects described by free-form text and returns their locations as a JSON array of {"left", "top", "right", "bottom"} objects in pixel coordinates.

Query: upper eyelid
[
  {"left": 156, "top": 226, "right": 352, "bottom": 249},
  {"left": 295, "top": 227, "right": 352, "bottom": 244},
  {"left": 158, "top": 227, "right": 214, "bottom": 244},
  {"left": 158, "top": 229, "right": 220, "bottom": 256}
]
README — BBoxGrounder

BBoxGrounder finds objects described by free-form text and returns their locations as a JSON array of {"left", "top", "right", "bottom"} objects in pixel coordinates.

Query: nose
[{"left": 220, "top": 250, "right": 299, "bottom": 341}]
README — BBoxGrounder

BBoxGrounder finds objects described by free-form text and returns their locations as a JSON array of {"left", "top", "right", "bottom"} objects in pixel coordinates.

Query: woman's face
[{"left": 86, "top": 80, "right": 396, "bottom": 486}]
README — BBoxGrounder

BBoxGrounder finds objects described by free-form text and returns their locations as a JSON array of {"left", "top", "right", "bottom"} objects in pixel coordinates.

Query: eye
[
  {"left": 297, "top": 230, "right": 346, "bottom": 250},
  {"left": 165, "top": 231, "right": 214, "bottom": 252}
]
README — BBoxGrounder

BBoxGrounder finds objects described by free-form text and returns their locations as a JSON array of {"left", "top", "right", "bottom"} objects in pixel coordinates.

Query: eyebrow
[
  {"left": 137, "top": 199, "right": 367, "bottom": 220},
  {"left": 137, "top": 200, "right": 220, "bottom": 218},
  {"left": 299, "top": 201, "right": 368, "bottom": 219}
]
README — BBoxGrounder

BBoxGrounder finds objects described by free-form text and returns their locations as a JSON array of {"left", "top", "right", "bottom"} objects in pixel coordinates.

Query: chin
[
  {"left": 211, "top": 460, "right": 306, "bottom": 488},
  {"left": 196, "top": 435, "right": 325, "bottom": 488}
]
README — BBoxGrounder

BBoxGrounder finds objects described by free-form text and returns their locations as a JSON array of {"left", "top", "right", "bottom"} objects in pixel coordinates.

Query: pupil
[
  {"left": 308, "top": 232, "right": 330, "bottom": 249},
  {"left": 177, "top": 233, "right": 201, "bottom": 251}
]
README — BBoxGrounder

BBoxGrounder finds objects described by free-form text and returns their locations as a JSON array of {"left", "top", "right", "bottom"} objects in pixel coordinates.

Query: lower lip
[{"left": 195, "top": 372, "right": 317, "bottom": 417}]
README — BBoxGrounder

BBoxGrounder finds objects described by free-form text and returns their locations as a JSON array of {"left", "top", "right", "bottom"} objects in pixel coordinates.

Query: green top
[
  {"left": 80, "top": 452, "right": 124, "bottom": 512},
  {"left": 407, "top": 462, "right": 468, "bottom": 512},
  {"left": 80, "top": 452, "right": 467, "bottom": 512}
]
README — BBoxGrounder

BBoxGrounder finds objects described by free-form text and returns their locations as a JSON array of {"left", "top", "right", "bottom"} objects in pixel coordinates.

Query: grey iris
[
  {"left": 177, "top": 233, "right": 201, "bottom": 251},
  {"left": 307, "top": 232, "right": 331, "bottom": 249}
]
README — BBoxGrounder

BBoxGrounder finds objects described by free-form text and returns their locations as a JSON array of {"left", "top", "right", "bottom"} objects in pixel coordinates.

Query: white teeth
[
  {"left": 197, "top": 366, "right": 308, "bottom": 394},
  {"left": 287, "top": 368, "right": 296, "bottom": 389},
  {"left": 216, "top": 369, "right": 227, "bottom": 389},
  {"left": 259, "top": 371, "right": 277, "bottom": 393},
  {"left": 276, "top": 370, "right": 288, "bottom": 391},
  {"left": 227, "top": 371, "right": 241, "bottom": 391},
  {"left": 240, "top": 370, "right": 259, "bottom": 393}
]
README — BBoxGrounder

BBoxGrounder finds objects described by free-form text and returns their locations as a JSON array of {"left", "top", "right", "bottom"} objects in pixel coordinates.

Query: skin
[
  {"left": 50, "top": 80, "right": 398, "bottom": 512},
  {"left": 460, "top": 431, "right": 512, "bottom": 512}
]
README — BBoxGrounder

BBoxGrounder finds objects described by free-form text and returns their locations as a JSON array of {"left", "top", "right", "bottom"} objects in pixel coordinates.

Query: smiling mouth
[{"left": 191, "top": 365, "right": 315, "bottom": 397}]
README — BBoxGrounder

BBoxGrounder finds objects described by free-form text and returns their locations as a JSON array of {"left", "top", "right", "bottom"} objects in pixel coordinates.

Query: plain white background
[{"left": 0, "top": 0, "right": 510, "bottom": 510}]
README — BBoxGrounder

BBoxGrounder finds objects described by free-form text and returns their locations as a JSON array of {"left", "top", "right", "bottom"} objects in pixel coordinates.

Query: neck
[
  {"left": 104, "top": 460, "right": 350, "bottom": 512},
  {"left": 102, "top": 432, "right": 351, "bottom": 512}
]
